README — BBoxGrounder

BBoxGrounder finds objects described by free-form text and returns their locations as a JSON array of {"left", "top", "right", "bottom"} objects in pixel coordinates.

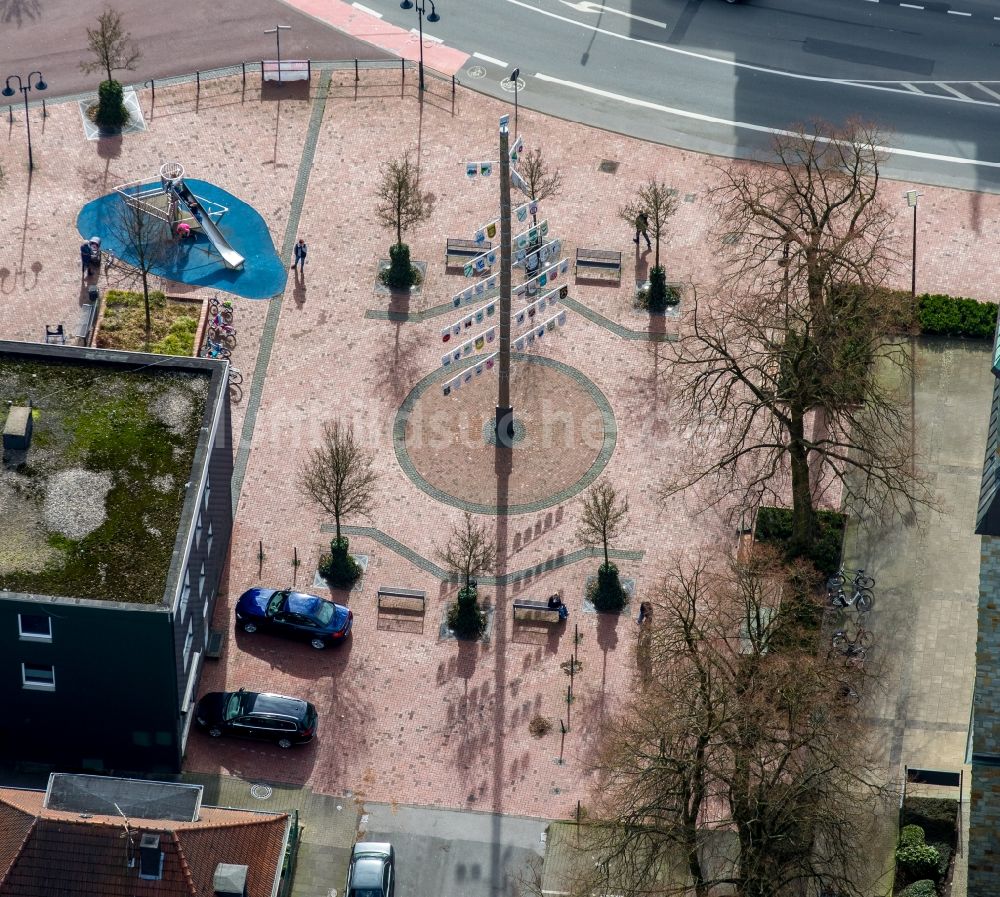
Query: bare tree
[
  {"left": 577, "top": 480, "right": 629, "bottom": 569},
  {"left": 375, "top": 152, "right": 430, "bottom": 249},
  {"left": 518, "top": 147, "right": 562, "bottom": 225},
  {"left": 437, "top": 511, "right": 496, "bottom": 593},
  {"left": 586, "top": 551, "right": 891, "bottom": 897},
  {"left": 619, "top": 180, "right": 679, "bottom": 272},
  {"left": 665, "top": 121, "right": 922, "bottom": 555},
  {"left": 81, "top": 7, "right": 141, "bottom": 85},
  {"left": 110, "top": 199, "right": 171, "bottom": 349},
  {"left": 298, "top": 420, "right": 378, "bottom": 546}
]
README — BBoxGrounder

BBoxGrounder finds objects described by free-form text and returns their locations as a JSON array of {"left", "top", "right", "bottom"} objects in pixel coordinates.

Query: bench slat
[
  {"left": 513, "top": 599, "right": 562, "bottom": 624},
  {"left": 378, "top": 587, "right": 426, "bottom": 599}
]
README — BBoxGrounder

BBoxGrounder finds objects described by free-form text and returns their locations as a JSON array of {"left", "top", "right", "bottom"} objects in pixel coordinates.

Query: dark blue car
[{"left": 235, "top": 587, "right": 352, "bottom": 649}]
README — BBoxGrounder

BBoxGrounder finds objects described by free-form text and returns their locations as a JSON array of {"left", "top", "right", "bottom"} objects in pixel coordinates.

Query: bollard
[
  {"left": 42, "top": 98, "right": 47, "bottom": 118},
  {"left": 7, "top": 105, "right": 11, "bottom": 124},
  {"left": 196, "top": 71, "right": 201, "bottom": 95},
  {"left": 452, "top": 73, "right": 455, "bottom": 97},
  {"left": 355, "top": 58, "right": 360, "bottom": 82},
  {"left": 242, "top": 62, "right": 246, "bottom": 91},
  {"left": 258, "top": 539, "right": 264, "bottom": 577},
  {"left": 401, "top": 58, "right": 405, "bottom": 83}
]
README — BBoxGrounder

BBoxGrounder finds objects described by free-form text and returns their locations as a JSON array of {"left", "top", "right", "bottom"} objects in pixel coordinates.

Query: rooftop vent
[
  {"left": 213, "top": 863, "right": 249, "bottom": 897},
  {"left": 138, "top": 833, "right": 163, "bottom": 880},
  {"left": 2, "top": 403, "right": 33, "bottom": 455}
]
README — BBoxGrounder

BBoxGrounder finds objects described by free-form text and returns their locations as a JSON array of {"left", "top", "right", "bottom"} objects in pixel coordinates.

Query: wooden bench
[
  {"left": 575, "top": 248, "right": 622, "bottom": 281},
  {"left": 73, "top": 302, "right": 97, "bottom": 347},
  {"left": 262, "top": 59, "right": 311, "bottom": 83},
  {"left": 513, "top": 599, "right": 562, "bottom": 624},
  {"left": 446, "top": 238, "right": 491, "bottom": 268},
  {"left": 377, "top": 586, "right": 426, "bottom": 613}
]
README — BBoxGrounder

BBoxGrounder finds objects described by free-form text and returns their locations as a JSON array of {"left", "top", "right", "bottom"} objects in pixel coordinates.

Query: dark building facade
[{"left": 0, "top": 342, "right": 233, "bottom": 773}]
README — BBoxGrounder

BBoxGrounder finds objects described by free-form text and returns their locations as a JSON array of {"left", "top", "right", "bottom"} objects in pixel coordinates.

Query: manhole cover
[
  {"left": 250, "top": 784, "right": 273, "bottom": 800},
  {"left": 467, "top": 65, "right": 487, "bottom": 79},
  {"left": 598, "top": 159, "right": 619, "bottom": 174}
]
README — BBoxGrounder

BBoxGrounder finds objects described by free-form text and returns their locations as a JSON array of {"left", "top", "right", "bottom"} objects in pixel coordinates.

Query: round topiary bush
[
  {"left": 384, "top": 243, "right": 416, "bottom": 288},
  {"left": 898, "top": 881, "right": 936, "bottom": 897},
  {"left": 95, "top": 80, "right": 129, "bottom": 131},
  {"left": 589, "top": 562, "right": 628, "bottom": 613},
  {"left": 319, "top": 537, "right": 362, "bottom": 587},
  {"left": 895, "top": 826, "right": 941, "bottom": 886},
  {"left": 448, "top": 585, "right": 486, "bottom": 639}
]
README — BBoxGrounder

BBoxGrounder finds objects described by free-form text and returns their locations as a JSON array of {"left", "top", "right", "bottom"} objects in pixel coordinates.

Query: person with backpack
[
  {"left": 633, "top": 211, "right": 651, "bottom": 251},
  {"left": 292, "top": 238, "right": 308, "bottom": 271}
]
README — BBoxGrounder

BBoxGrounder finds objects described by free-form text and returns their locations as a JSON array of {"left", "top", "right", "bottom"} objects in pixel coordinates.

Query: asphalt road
[
  {"left": 358, "top": 803, "right": 547, "bottom": 897},
  {"left": 0, "top": 0, "right": 391, "bottom": 100}
]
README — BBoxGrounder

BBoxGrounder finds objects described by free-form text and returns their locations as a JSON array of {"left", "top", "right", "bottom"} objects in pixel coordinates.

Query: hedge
[
  {"left": 753, "top": 506, "right": 846, "bottom": 577},
  {"left": 917, "top": 292, "right": 998, "bottom": 340}
]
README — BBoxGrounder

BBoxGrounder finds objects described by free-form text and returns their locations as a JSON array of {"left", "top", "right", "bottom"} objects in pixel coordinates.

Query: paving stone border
[{"left": 392, "top": 352, "right": 617, "bottom": 514}]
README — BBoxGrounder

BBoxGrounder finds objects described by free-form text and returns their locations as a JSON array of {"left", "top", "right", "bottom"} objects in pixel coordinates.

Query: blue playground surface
[{"left": 77, "top": 179, "right": 286, "bottom": 300}]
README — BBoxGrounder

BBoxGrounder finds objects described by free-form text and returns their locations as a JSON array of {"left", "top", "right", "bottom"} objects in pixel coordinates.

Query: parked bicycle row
[{"left": 828, "top": 567, "right": 875, "bottom": 665}]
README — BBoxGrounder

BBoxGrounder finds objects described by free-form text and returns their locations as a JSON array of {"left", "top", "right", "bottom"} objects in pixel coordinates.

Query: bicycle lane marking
[{"left": 230, "top": 69, "right": 333, "bottom": 516}]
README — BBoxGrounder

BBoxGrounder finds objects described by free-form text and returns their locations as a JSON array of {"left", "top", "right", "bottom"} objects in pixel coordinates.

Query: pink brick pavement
[{"left": 2, "top": 66, "right": 999, "bottom": 818}]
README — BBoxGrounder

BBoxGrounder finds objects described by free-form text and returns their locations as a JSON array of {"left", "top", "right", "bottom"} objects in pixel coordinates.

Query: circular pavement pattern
[{"left": 394, "top": 354, "right": 616, "bottom": 515}]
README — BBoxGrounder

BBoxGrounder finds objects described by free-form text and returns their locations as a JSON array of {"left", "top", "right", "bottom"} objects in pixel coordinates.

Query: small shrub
[
  {"left": 448, "top": 584, "right": 486, "bottom": 639},
  {"left": 917, "top": 292, "right": 997, "bottom": 339},
  {"left": 528, "top": 715, "right": 552, "bottom": 737},
  {"left": 588, "top": 562, "right": 628, "bottom": 613},
  {"left": 899, "top": 825, "right": 925, "bottom": 847},
  {"left": 636, "top": 267, "right": 680, "bottom": 313},
  {"left": 383, "top": 243, "right": 417, "bottom": 288},
  {"left": 319, "top": 537, "right": 362, "bottom": 586},
  {"left": 95, "top": 79, "right": 129, "bottom": 130},
  {"left": 151, "top": 316, "right": 197, "bottom": 356},
  {"left": 902, "top": 797, "right": 959, "bottom": 845},
  {"left": 895, "top": 824, "right": 941, "bottom": 886},
  {"left": 898, "top": 882, "right": 936, "bottom": 897}
]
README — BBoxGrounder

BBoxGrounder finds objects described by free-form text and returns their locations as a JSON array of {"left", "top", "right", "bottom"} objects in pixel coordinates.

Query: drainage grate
[
  {"left": 250, "top": 784, "right": 273, "bottom": 800},
  {"left": 598, "top": 159, "right": 620, "bottom": 174},
  {"left": 722, "top": 232, "right": 742, "bottom": 245}
]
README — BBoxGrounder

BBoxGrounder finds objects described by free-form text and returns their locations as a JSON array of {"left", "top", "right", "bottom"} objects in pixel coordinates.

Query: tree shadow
[{"left": 0, "top": 0, "right": 42, "bottom": 27}]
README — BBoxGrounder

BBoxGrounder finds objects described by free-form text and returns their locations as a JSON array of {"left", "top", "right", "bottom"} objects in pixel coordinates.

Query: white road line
[
  {"left": 499, "top": 0, "right": 996, "bottom": 104},
  {"left": 473, "top": 51, "right": 510, "bottom": 67},
  {"left": 411, "top": 28, "right": 444, "bottom": 43},
  {"left": 557, "top": 0, "right": 666, "bottom": 29},
  {"left": 973, "top": 82, "right": 1000, "bottom": 101},
  {"left": 938, "top": 83, "right": 969, "bottom": 99},
  {"left": 900, "top": 82, "right": 924, "bottom": 94},
  {"left": 899, "top": 3, "right": 923, "bottom": 9},
  {"left": 533, "top": 71, "right": 1000, "bottom": 169},
  {"left": 351, "top": 2, "right": 382, "bottom": 17},
  {"left": 947, "top": 10, "right": 972, "bottom": 16}
]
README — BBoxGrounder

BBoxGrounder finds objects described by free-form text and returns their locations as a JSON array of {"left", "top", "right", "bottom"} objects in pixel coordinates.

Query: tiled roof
[{"left": 0, "top": 789, "right": 289, "bottom": 897}]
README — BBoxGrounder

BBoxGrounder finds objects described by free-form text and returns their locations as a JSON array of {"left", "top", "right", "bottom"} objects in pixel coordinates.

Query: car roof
[
  {"left": 246, "top": 692, "right": 309, "bottom": 717},
  {"left": 351, "top": 857, "right": 387, "bottom": 886},
  {"left": 286, "top": 591, "right": 330, "bottom": 615}
]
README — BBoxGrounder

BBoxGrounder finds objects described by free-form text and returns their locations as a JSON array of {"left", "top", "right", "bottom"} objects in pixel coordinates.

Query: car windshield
[
  {"left": 313, "top": 601, "right": 335, "bottom": 625},
  {"left": 350, "top": 890, "right": 383, "bottom": 897},
  {"left": 266, "top": 591, "right": 287, "bottom": 616}
]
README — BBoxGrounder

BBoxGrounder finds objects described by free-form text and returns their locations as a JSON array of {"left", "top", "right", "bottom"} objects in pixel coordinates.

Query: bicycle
[
  {"left": 827, "top": 567, "right": 875, "bottom": 591},
  {"left": 227, "top": 366, "right": 243, "bottom": 386},
  {"left": 208, "top": 295, "right": 235, "bottom": 323},
  {"left": 202, "top": 339, "right": 232, "bottom": 360},
  {"left": 828, "top": 584, "right": 873, "bottom": 613},
  {"left": 831, "top": 626, "right": 873, "bottom": 661},
  {"left": 835, "top": 679, "right": 861, "bottom": 705},
  {"left": 207, "top": 321, "right": 237, "bottom": 349}
]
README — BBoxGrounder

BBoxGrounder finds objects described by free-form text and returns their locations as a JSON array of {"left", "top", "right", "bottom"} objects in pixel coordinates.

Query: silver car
[{"left": 346, "top": 842, "right": 395, "bottom": 897}]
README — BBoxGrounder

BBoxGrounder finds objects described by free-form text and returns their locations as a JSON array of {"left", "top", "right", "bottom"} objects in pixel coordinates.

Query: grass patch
[
  {"left": 0, "top": 357, "right": 208, "bottom": 603},
  {"left": 96, "top": 289, "right": 199, "bottom": 356}
]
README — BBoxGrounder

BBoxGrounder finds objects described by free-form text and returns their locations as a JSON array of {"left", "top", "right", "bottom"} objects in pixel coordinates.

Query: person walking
[
  {"left": 292, "top": 238, "right": 308, "bottom": 271},
  {"left": 80, "top": 241, "right": 93, "bottom": 279},
  {"left": 633, "top": 211, "right": 652, "bottom": 251}
]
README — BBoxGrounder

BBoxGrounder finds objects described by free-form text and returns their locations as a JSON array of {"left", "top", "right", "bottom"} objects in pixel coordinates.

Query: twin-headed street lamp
[
  {"left": 400, "top": 0, "right": 440, "bottom": 92},
  {"left": 3, "top": 71, "right": 47, "bottom": 170}
]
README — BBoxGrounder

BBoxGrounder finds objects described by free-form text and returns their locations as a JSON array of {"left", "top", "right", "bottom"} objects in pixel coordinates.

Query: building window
[
  {"left": 22, "top": 663, "right": 55, "bottom": 691},
  {"left": 18, "top": 614, "right": 52, "bottom": 642},
  {"left": 183, "top": 622, "right": 194, "bottom": 670},
  {"left": 199, "top": 561, "right": 207, "bottom": 599},
  {"left": 206, "top": 522, "right": 214, "bottom": 556},
  {"left": 179, "top": 569, "right": 191, "bottom": 620},
  {"left": 194, "top": 512, "right": 203, "bottom": 550}
]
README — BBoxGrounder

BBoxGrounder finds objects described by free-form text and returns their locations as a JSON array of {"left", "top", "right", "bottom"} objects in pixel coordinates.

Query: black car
[
  {"left": 195, "top": 689, "right": 318, "bottom": 748},
  {"left": 346, "top": 842, "right": 395, "bottom": 897},
  {"left": 235, "top": 587, "right": 353, "bottom": 649}
]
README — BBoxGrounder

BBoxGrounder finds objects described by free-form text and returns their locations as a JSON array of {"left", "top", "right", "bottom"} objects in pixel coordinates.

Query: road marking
[
  {"left": 473, "top": 51, "right": 510, "bottom": 67},
  {"left": 557, "top": 0, "right": 666, "bottom": 29},
  {"left": 411, "top": 28, "right": 444, "bottom": 43},
  {"left": 499, "top": 0, "right": 1000, "bottom": 107},
  {"left": 900, "top": 82, "right": 923, "bottom": 94},
  {"left": 533, "top": 71, "right": 1000, "bottom": 169},
  {"left": 973, "top": 82, "right": 1000, "bottom": 101},
  {"left": 899, "top": 3, "right": 923, "bottom": 9},
  {"left": 947, "top": 9, "right": 972, "bottom": 16},
  {"left": 351, "top": 2, "right": 382, "bottom": 17},
  {"left": 938, "top": 82, "right": 968, "bottom": 99}
]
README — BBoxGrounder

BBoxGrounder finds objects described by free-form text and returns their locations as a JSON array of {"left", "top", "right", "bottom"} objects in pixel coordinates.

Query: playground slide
[{"left": 168, "top": 180, "right": 245, "bottom": 270}]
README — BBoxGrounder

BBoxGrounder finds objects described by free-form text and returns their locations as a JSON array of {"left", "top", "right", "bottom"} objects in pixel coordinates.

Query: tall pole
[
  {"left": 264, "top": 25, "right": 291, "bottom": 83},
  {"left": 496, "top": 116, "right": 514, "bottom": 446},
  {"left": 21, "top": 85, "right": 32, "bottom": 171},
  {"left": 417, "top": 5, "right": 425, "bottom": 91},
  {"left": 911, "top": 201, "right": 917, "bottom": 302}
]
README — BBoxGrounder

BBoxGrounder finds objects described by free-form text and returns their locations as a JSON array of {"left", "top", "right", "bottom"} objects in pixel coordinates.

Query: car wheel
[
  {"left": 208, "top": 727, "right": 223, "bottom": 738},
  {"left": 277, "top": 737, "right": 293, "bottom": 749},
  {"left": 242, "top": 622, "right": 257, "bottom": 633},
  {"left": 310, "top": 638, "right": 327, "bottom": 650}
]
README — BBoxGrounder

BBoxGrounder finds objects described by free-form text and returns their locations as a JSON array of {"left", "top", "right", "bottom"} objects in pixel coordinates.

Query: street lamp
[
  {"left": 400, "top": 0, "right": 440, "bottom": 92},
  {"left": 264, "top": 25, "right": 291, "bottom": 83},
  {"left": 904, "top": 189, "right": 922, "bottom": 301},
  {"left": 509, "top": 67, "right": 520, "bottom": 136},
  {"left": 2, "top": 71, "right": 47, "bottom": 170}
]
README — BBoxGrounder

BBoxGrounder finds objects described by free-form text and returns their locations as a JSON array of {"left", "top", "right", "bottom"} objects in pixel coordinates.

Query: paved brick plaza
[{"left": 2, "top": 63, "right": 999, "bottom": 820}]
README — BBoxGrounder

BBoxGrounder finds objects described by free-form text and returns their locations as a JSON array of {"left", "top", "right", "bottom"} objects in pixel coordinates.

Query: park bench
[
  {"left": 73, "top": 300, "right": 98, "bottom": 347},
  {"left": 262, "top": 59, "right": 311, "bottom": 83},
  {"left": 446, "top": 238, "right": 491, "bottom": 269},
  {"left": 574, "top": 247, "right": 622, "bottom": 281},
  {"left": 377, "top": 586, "right": 426, "bottom": 613},
  {"left": 513, "top": 599, "right": 562, "bottom": 624}
]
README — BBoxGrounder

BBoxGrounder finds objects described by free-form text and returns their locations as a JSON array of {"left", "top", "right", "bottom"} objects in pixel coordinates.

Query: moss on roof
[{"left": 0, "top": 357, "right": 208, "bottom": 604}]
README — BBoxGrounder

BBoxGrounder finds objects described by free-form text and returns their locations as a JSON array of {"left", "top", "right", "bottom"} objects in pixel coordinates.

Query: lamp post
[
  {"left": 509, "top": 67, "right": 520, "bottom": 136},
  {"left": 400, "top": 0, "right": 440, "bottom": 92},
  {"left": 2, "top": 71, "right": 47, "bottom": 170},
  {"left": 496, "top": 114, "right": 514, "bottom": 447},
  {"left": 264, "top": 25, "right": 291, "bottom": 83},
  {"left": 905, "top": 189, "right": 922, "bottom": 301}
]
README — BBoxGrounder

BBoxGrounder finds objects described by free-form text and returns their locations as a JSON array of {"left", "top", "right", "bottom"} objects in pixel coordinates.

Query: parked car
[
  {"left": 235, "top": 587, "right": 352, "bottom": 649},
  {"left": 195, "top": 689, "right": 318, "bottom": 748},
  {"left": 346, "top": 842, "right": 395, "bottom": 897}
]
